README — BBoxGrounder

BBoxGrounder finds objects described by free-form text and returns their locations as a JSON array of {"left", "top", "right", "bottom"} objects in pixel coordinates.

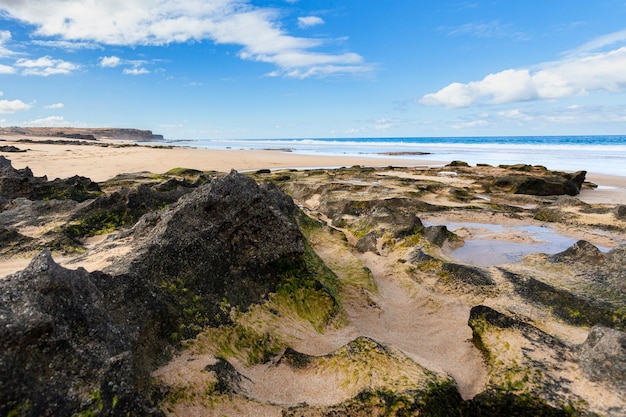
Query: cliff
[{"left": 0, "top": 127, "right": 164, "bottom": 141}]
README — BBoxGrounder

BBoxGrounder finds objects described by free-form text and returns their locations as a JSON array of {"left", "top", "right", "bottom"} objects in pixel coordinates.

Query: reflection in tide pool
[{"left": 431, "top": 222, "right": 609, "bottom": 267}]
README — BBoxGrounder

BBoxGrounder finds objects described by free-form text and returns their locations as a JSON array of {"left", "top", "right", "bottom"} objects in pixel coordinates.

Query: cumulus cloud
[
  {"left": 100, "top": 56, "right": 122, "bottom": 67},
  {"left": 15, "top": 56, "right": 79, "bottom": 76},
  {"left": 298, "top": 16, "right": 324, "bottom": 28},
  {"left": 123, "top": 67, "right": 150, "bottom": 75},
  {"left": 44, "top": 102, "right": 64, "bottom": 109},
  {"left": 0, "top": 0, "right": 369, "bottom": 78},
  {"left": 421, "top": 32, "right": 626, "bottom": 108},
  {"left": 0, "top": 99, "right": 31, "bottom": 113}
]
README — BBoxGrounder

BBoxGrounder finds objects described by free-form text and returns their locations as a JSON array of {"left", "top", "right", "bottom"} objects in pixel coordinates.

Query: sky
[{"left": 1, "top": 0, "right": 626, "bottom": 140}]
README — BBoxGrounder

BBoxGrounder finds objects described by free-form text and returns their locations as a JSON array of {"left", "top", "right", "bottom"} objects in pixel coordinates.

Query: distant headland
[{"left": 0, "top": 126, "right": 164, "bottom": 141}]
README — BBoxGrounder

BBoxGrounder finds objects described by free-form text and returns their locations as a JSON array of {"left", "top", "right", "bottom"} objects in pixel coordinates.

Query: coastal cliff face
[
  {"left": 1, "top": 157, "right": 625, "bottom": 416},
  {"left": 0, "top": 127, "right": 164, "bottom": 141}
]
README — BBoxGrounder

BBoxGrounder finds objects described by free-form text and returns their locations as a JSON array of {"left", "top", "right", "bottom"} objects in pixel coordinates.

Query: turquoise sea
[{"left": 163, "top": 135, "right": 626, "bottom": 177}]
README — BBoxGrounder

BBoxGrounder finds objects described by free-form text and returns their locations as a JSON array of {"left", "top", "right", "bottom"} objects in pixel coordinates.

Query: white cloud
[
  {"left": 123, "top": 67, "right": 150, "bottom": 75},
  {"left": 298, "top": 16, "right": 324, "bottom": 28},
  {"left": 497, "top": 109, "right": 534, "bottom": 121},
  {"left": 421, "top": 45, "right": 626, "bottom": 108},
  {"left": 451, "top": 119, "right": 489, "bottom": 129},
  {"left": 0, "top": 99, "right": 31, "bottom": 114},
  {"left": 0, "top": 30, "right": 17, "bottom": 57},
  {"left": 15, "top": 56, "right": 79, "bottom": 76},
  {"left": 100, "top": 56, "right": 122, "bottom": 67},
  {"left": 0, "top": 63, "right": 14, "bottom": 74},
  {"left": 0, "top": 0, "right": 369, "bottom": 78},
  {"left": 565, "top": 29, "right": 626, "bottom": 57},
  {"left": 22, "top": 115, "right": 69, "bottom": 126},
  {"left": 31, "top": 40, "right": 102, "bottom": 50},
  {"left": 44, "top": 102, "right": 64, "bottom": 109}
]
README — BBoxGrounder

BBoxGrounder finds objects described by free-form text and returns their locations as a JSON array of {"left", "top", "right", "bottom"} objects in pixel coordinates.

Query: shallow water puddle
[{"left": 427, "top": 221, "right": 609, "bottom": 267}]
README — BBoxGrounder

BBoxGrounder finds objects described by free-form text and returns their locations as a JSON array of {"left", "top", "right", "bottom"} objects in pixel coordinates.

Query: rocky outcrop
[
  {"left": 0, "top": 251, "right": 150, "bottom": 416},
  {"left": 548, "top": 239, "right": 605, "bottom": 264},
  {"left": 579, "top": 326, "right": 626, "bottom": 392},
  {"left": 467, "top": 305, "right": 603, "bottom": 415},
  {"left": 0, "top": 170, "right": 313, "bottom": 416},
  {"left": 488, "top": 169, "right": 586, "bottom": 196},
  {"left": 0, "top": 156, "right": 101, "bottom": 202}
]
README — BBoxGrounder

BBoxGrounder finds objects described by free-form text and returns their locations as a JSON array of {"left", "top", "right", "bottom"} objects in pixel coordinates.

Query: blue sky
[{"left": 1, "top": 0, "right": 626, "bottom": 139}]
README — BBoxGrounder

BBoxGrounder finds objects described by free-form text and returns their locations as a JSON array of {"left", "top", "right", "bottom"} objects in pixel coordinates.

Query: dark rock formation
[
  {"left": 548, "top": 240, "right": 605, "bottom": 264},
  {"left": 447, "top": 160, "right": 470, "bottom": 167},
  {"left": 467, "top": 305, "right": 588, "bottom": 416},
  {"left": 204, "top": 358, "right": 246, "bottom": 394},
  {"left": 0, "top": 156, "right": 101, "bottom": 202},
  {"left": 499, "top": 268, "right": 624, "bottom": 329},
  {"left": 0, "top": 251, "right": 151, "bottom": 416},
  {"left": 122, "top": 171, "right": 305, "bottom": 329},
  {"left": 442, "top": 262, "right": 495, "bottom": 287},
  {"left": 546, "top": 241, "right": 626, "bottom": 302},
  {"left": 0, "top": 170, "right": 311, "bottom": 416},
  {"left": 422, "top": 225, "right": 453, "bottom": 247},
  {"left": 0, "top": 145, "right": 25, "bottom": 152},
  {"left": 488, "top": 170, "right": 586, "bottom": 196},
  {"left": 579, "top": 326, "right": 626, "bottom": 391}
]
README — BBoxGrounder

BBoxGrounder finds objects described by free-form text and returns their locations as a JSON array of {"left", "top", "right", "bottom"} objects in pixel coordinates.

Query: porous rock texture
[{"left": 0, "top": 170, "right": 306, "bottom": 416}]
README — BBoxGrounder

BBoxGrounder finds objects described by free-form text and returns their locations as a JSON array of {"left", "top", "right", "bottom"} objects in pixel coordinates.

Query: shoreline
[{"left": 1, "top": 135, "right": 625, "bottom": 205}]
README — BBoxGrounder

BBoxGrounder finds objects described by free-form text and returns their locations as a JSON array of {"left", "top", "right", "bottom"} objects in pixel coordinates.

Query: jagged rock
[
  {"left": 548, "top": 240, "right": 605, "bottom": 264},
  {"left": 422, "top": 225, "right": 452, "bottom": 247},
  {"left": 121, "top": 170, "right": 304, "bottom": 326},
  {"left": 547, "top": 242, "right": 626, "bottom": 294},
  {"left": 204, "top": 358, "right": 245, "bottom": 394},
  {"left": 615, "top": 205, "right": 626, "bottom": 220},
  {"left": 0, "top": 156, "right": 101, "bottom": 201},
  {"left": 579, "top": 326, "right": 626, "bottom": 391},
  {"left": 0, "top": 170, "right": 311, "bottom": 416},
  {"left": 63, "top": 182, "right": 194, "bottom": 240},
  {"left": 0, "top": 251, "right": 154, "bottom": 416},
  {"left": 0, "top": 227, "right": 34, "bottom": 254},
  {"left": 0, "top": 155, "right": 38, "bottom": 198}
]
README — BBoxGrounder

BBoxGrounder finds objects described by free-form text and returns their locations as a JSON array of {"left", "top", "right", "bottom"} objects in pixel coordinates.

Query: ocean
[{"left": 161, "top": 135, "right": 626, "bottom": 177}]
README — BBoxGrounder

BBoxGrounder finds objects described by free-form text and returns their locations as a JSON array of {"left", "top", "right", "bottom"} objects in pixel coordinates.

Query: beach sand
[
  {"left": 2, "top": 135, "right": 625, "bottom": 204},
  {"left": 0, "top": 135, "right": 440, "bottom": 182}
]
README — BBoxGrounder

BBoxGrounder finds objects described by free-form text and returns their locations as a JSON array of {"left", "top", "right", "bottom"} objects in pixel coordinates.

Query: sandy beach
[
  {"left": 1, "top": 136, "right": 439, "bottom": 182},
  {"left": 2, "top": 135, "right": 625, "bottom": 205}
]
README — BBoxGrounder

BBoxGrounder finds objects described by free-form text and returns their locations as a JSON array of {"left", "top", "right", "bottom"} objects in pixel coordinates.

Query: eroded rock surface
[{"left": 0, "top": 170, "right": 310, "bottom": 416}]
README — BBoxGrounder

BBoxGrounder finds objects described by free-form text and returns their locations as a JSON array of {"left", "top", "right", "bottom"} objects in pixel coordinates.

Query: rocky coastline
[{"left": 1, "top": 154, "right": 625, "bottom": 416}]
